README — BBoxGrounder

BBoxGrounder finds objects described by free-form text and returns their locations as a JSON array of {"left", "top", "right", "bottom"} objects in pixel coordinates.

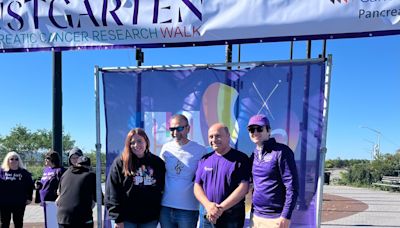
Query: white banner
[{"left": 1, "top": 0, "right": 399, "bottom": 52}]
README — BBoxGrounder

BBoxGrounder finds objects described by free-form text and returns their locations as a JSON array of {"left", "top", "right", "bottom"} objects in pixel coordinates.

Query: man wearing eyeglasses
[
  {"left": 159, "top": 114, "right": 207, "bottom": 228},
  {"left": 247, "top": 114, "right": 299, "bottom": 228}
]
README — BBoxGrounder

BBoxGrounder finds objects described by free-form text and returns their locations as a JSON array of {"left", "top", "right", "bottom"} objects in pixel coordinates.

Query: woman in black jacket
[
  {"left": 0, "top": 151, "right": 33, "bottom": 228},
  {"left": 106, "top": 128, "right": 165, "bottom": 228}
]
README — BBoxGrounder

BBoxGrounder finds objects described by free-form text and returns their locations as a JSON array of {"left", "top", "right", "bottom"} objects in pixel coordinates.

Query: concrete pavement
[
  {"left": 321, "top": 185, "right": 400, "bottom": 228},
  {"left": 21, "top": 185, "right": 400, "bottom": 227},
  {"left": 22, "top": 204, "right": 103, "bottom": 228}
]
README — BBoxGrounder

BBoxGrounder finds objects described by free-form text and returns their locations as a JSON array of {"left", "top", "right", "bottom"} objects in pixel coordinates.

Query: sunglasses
[
  {"left": 169, "top": 126, "right": 186, "bottom": 132},
  {"left": 9, "top": 158, "right": 19, "bottom": 161},
  {"left": 45, "top": 157, "right": 51, "bottom": 160},
  {"left": 248, "top": 126, "right": 264, "bottom": 133}
]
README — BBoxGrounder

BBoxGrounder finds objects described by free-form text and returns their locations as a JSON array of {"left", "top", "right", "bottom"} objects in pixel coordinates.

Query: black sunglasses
[
  {"left": 45, "top": 157, "right": 51, "bottom": 160},
  {"left": 248, "top": 126, "right": 264, "bottom": 133},
  {"left": 169, "top": 126, "right": 186, "bottom": 132},
  {"left": 9, "top": 158, "right": 19, "bottom": 161}
]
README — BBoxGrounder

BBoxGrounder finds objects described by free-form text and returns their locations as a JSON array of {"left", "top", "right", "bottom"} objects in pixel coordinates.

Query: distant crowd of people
[{"left": 0, "top": 114, "right": 299, "bottom": 228}]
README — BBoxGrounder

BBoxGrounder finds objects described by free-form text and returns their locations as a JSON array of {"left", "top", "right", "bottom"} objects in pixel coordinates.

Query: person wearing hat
[
  {"left": 57, "top": 155, "right": 97, "bottom": 228},
  {"left": 68, "top": 147, "right": 83, "bottom": 167},
  {"left": 247, "top": 114, "right": 299, "bottom": 228}
]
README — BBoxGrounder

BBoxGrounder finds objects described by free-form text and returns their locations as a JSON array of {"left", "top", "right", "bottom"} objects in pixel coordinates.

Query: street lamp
[
  {"left": 363, "top": 139, "right": 375, "bottom": 160},
  {"left": 360, "top": 126, "right": 381, "bottom": 158}
]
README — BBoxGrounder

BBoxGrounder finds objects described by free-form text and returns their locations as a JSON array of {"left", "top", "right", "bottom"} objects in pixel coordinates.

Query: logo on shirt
[
  {"left": 258, "top": 151, "right": 273, "bottom": 163},
  {"left": 175, "top": 160, "right": 185, "bottom": 174},
  {"left": 204, "top": 167, "right": 213, "bottom": 171},
  {"left": 4, "top": 173, "right": 22, "bottom": 181},
  {"left": 131, "top": 165, "right": 156, "bottom": 186},
  {"left": 263, "top": 154, "right": 273, "bottom": 162}
]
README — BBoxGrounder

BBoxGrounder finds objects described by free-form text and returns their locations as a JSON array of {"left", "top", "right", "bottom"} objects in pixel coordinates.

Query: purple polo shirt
[
  {"left": 251, "top": 138, "right": 299, "bottom": 219},
  {"left": 195, "top": 149, "right": 250, "bottom": 204},
  {"left": 39, "top": 166, "right": 64, "bottom": 203}
]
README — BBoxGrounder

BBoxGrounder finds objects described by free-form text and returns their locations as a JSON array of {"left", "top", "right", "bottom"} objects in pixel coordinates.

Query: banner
[
  {"left": 102, "top": 60, "right": 326, "bottom": 227},
  {"left": 1, "top": 0, "right": 399, "bottom": 52}
]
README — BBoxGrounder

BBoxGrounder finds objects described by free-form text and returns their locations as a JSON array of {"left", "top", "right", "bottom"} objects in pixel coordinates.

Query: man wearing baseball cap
[{"left": 247, "top": 114, "right": 299, "bottom": 228}]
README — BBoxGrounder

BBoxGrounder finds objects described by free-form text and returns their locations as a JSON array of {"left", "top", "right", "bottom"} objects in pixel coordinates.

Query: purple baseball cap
[{"left": 247, "top": 114, "right": 270, "bottom": 127}]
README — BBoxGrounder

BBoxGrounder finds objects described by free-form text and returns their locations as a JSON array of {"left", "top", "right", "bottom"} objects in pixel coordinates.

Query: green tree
[{"left": 0, "top": 124, "right": 76, "bottom": 162}]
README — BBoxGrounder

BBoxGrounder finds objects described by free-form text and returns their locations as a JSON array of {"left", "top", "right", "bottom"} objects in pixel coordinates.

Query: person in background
[
  {"left": 67, "top": 147, "right": 83, "bottom": 167},
  {"left": 247, "top": 114, "right": 299, "bottom": 228},
  {"left": 0, "top": 151, "right": 33, "bottom": 228},
  {"left": 159, "top": 114, "right": 207, "bottom": 228},
  {"left": 35, "top": 150, "right": 65, "bottom": 205},
  {"left": 106, "top": 128, "right": 166, "bottom": 228},
  {"left": 57, "top": 155, "right": 96, "bottom": 228},
  {"left": 194, "top": 123, "right": 250, "bottom": 228}
]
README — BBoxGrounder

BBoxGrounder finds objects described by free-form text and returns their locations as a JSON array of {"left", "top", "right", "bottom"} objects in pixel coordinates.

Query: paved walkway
[
  {"left": 22, "top": 204, "right": 103, "bottom": 228},
  {"left": 321, "top": 185, "right": 400, "bottom": 228},
  {"left": 21, "top": 185, "right": 400, "bottom": 227}
]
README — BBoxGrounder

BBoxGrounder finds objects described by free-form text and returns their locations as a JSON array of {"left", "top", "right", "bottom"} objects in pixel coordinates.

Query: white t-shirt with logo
[{"left": 160, "top": 140, "right": 207, "bottom": 210}]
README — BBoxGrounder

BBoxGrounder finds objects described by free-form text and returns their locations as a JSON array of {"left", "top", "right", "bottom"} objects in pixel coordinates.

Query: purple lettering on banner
[
  {"left": 193, "top": 25, "right": 200, "bottom": 36},
  {"left": 181, "top": 0, "right": 202, "bottom": 21},
  {"left": 153, "top": 0, "right": 159, "bottom": 23},
  {"left": 49, "top": 0, "right": 68, "bottom": 29},
  {"left": 7, "top": 1, "right": 24, "bottom": 31},
  {"left": 132, "top": 0, "right": 139, "bottom": 24},
  {"left": 102, "top": 0, "right": 123, "bottom": 26},
  {"left": 32, "top": 0, "right": 39, "bottom": 29},
  {"left": 22, "top": 0, "right": 39, "bottom": 29},
  {"left": 80, "top": 0, "right": 100, "bottom": 27}
]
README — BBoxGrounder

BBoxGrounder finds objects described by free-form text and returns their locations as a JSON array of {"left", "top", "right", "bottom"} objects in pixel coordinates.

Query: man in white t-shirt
[{"left": 159, "top": 114, "right": 208, "bottom": 228}]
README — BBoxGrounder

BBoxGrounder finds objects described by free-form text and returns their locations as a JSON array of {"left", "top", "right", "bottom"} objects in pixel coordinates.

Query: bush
[
  {"left": 26, "top": 164, "right": 43, "bottom": 181},
  {"left": 338, "top": 153, "right": 400, "bottom": 189}
]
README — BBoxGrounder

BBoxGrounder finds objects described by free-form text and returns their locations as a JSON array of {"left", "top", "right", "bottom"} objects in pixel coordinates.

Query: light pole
[
  {"left": 361, "top": 126, "right": 381, "bottom": 158},
  {"left": 364, "top": 139, "right": 375, "bottom": 160}
]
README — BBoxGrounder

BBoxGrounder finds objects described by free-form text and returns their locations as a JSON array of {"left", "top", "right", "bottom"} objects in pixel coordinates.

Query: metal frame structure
[
  {"left": 94, "top": 56, "right": 333, "bottom": 228},
  {"left": 98, "top": 58, "right": 324, "bottom": 72},
  {"left": 316, "top": 54, "right": 333, "bottom": 227}
]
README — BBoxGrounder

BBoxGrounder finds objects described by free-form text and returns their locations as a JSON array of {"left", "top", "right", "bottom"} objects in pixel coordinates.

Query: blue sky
[{"left": 0, "top": 36, "right": 399, "bottom": 160}]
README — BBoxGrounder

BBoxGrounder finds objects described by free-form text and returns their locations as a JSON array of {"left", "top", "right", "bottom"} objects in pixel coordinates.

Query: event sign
[
  {"left": 101, "top": 61, "right": 326, "bottom": 227},
  {"left": 1, "top": 0, "right": 399, "bottom": 51}
]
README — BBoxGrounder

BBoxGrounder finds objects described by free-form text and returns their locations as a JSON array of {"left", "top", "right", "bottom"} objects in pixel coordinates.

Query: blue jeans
[
  {"left": 159, "top": 206, "right": 199, "bottom": 228},
  {"left": 111, "top": 220, "right": 158, "bottom": 228}
]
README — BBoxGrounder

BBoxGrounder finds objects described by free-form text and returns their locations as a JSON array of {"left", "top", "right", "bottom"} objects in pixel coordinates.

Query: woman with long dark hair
[
  {"left": 106, "top": 128, "right": 165, "bottom": 228},
  {"left": 35, "top": 150, "right": 65, "bottom": 204}
]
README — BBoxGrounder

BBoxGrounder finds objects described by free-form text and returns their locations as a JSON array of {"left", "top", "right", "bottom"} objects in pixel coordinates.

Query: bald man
[{"left": 194, "top": 123, "right": 250, "bottom": 228}]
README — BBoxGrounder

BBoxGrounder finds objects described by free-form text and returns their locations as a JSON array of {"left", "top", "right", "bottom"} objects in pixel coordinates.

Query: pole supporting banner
[
  {"left": 94, "top": 65, "right": 102, "bottom": 228},
  {"left": 316, "top": 54, "right": 333, "bottom": 227}
]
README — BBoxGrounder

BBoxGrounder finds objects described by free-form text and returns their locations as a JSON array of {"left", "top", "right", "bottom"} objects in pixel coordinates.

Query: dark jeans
[
  {"left": 0, "top": 204, "right": 26, "bottom": 228},
  {"left": 200, "top": 204, "right": 245, "bottom": 228},
  {"left": 58, "top": 223, "right": 93, "bottom": 228},
  {"left": 159, "top": 206, "right": 199, "bottom": 228}
]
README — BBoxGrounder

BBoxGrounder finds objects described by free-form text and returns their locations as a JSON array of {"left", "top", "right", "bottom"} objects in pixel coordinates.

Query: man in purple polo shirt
[
  {"left": 248, "top": 114, "right": 299, "bottom": 228},
  {"left": 194, "top": 123, "right": 250, "bottom": 228}
]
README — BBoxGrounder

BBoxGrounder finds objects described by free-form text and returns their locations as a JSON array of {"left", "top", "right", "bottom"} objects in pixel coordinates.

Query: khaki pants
[{"left": 250, "top": 214, "right": 290, "bottom": 228}]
